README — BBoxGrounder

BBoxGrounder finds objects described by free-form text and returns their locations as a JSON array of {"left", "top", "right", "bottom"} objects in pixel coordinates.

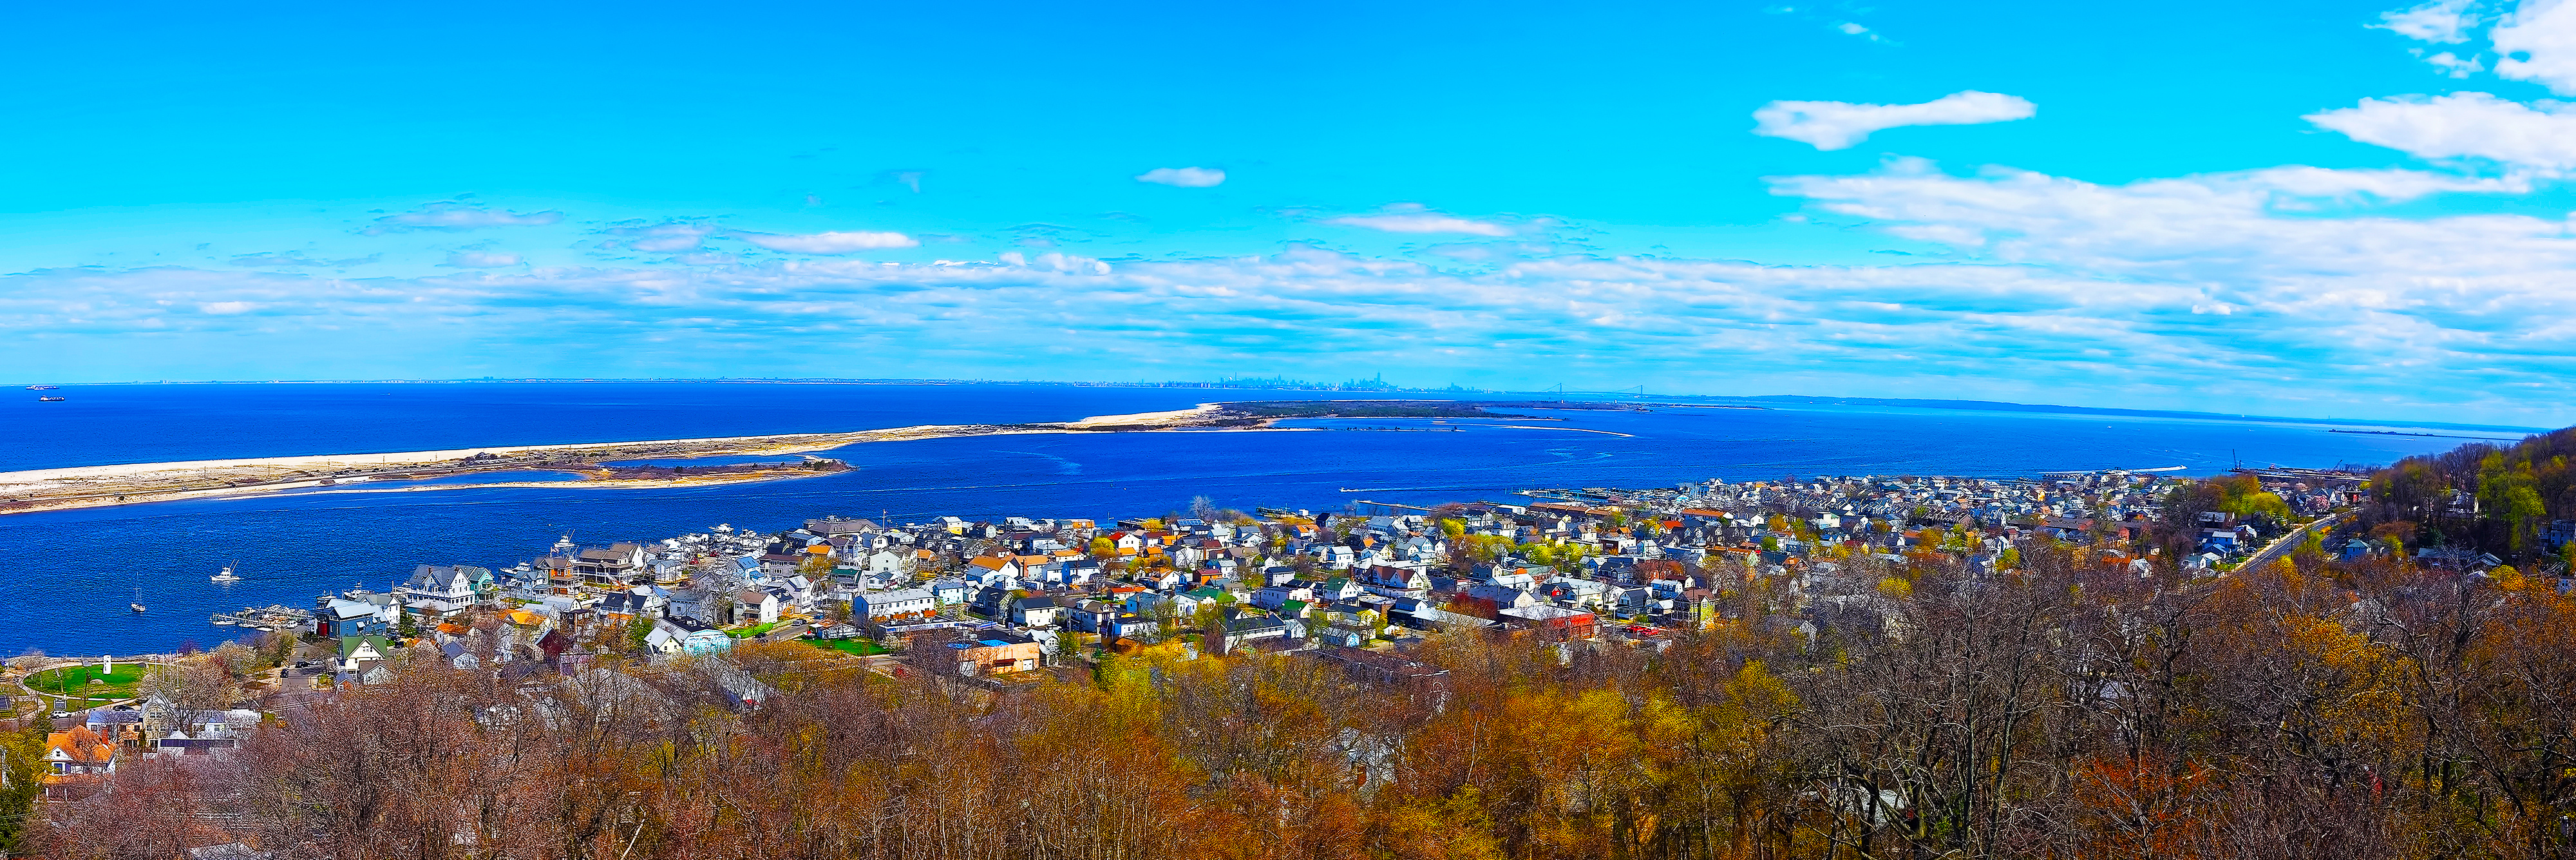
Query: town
[{"left": 14, "top": 425, "right": 2576, "bottom": 859}]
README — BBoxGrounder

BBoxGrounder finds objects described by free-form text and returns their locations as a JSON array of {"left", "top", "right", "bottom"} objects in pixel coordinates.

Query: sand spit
[{"left": 0, "top": 404, "right": 1236, "bottom": 516}]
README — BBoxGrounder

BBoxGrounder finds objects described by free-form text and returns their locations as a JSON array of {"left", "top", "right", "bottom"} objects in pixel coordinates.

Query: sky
[{"left": 3, "top": 0, "right": 2573, "bottom": 426}]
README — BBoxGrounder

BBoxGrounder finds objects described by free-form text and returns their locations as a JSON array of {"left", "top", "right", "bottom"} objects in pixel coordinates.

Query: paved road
[{"left": 2237, "top": 510, "right": 2349, "bottom": 573}]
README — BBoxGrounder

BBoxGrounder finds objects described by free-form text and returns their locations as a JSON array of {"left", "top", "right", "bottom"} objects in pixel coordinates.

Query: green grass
[
  {"left": 27, "top": 665, "right": 142, "bottom": 696},
  {"left": 26, "top": 665, "right": 145, "bottom": 709},
  {"left": 805, "top": 638, "right": 893, "bottom": 657},
  {"left": 728, "top": 621, "right": 782, "bottom": 639}
]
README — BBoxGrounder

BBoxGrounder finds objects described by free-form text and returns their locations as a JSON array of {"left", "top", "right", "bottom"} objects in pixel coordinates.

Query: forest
[{"left": 2360, "top": 426, "right": 2576, "bottom": 565}]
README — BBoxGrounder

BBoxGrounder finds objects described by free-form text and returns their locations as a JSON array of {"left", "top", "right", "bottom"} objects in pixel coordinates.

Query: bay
[{"left": 0, "top": 382, "right": 2508, "bottom": 655}]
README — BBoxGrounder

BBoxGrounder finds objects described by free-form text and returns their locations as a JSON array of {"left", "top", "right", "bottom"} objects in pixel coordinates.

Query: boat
[
  {"left": 211, "top": 563, "right": 243, "bottom": 584},
  {"left": 130, "top": 588, "right": 146, "bottom": 614},
  {"left": 37, "top": 396, "right": 64, "bottom": 402}
]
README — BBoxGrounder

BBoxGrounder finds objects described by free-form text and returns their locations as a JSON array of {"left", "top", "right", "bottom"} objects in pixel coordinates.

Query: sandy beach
[{"left": 0, "top": 403, "right": 1242, "bottom": 517}]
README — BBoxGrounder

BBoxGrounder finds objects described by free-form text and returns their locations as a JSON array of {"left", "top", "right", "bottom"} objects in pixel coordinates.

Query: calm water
[{"left": 0, "top": 382, "right": 2513, "bottom": 655}]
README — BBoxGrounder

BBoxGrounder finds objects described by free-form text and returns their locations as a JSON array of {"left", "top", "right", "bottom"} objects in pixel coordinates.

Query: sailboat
[
  {"left": 211, "top": 562, "right": 243, "bottom": 584},
  {"left": 129, "top": 588, "right": 147, "bottom": 614}
]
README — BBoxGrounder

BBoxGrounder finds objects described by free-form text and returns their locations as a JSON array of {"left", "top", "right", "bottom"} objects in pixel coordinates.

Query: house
[
  {"left": 1499, "top": 605, "right": 1597, "bottom": 641},
  {"left": 1356, "top": 566, "right": 1431, "bottom": 598},
  {"left": 41, "top": 726, "right": 117, "bottom": 799},
  {"left": 1317, "top": 626, "right": 1370, "bottom": 648},
  {"left": 1013, "top": 595, "right": 1064, "bottom": 628},
  {"left": 313, "top": 593, "right": 401, "bottom": 638},
  {"left": 945, "top": 631, "right": 1043, "bottom": 676},
  {"left": 1219, "top": 616, "right": 1289, "bottom": 652},
  {"left": 1068, "top": 600, "right": 1119, "bottom": 633},
  {"left": 926, "top": 578, "right": 972, "bottom": 606},
  {"left": 964, "top": 555, "right": 1022, "bottom": 582},
  {"left": 338, "top": 635, "right": 395, "bottom": 678},
  {"left": 150, "top": 707, "right": 263, "bottom": 757},
  {"left": 735, "top": 588, "right": 781, "bottom": 625},
  {"left": 853, "top": 587, "right": 938, "bottom": 620},
  {"left": 599, "top": 590, "right": 656, "bottom": 622},
  {"left": 1105, "top": 614, "right": 1160, "bottom": 640},
  {"left": 667, "top": 588, "right": 721, "bottom": 626},
  {"left": 397, "top": 564, "right": 490, "bottom": 617},
  {"left": 645, "top": 616, "right": 733, "bottom": 655},
  {"left": 575, "top": 542, "right": 647, "bottom": 586}
]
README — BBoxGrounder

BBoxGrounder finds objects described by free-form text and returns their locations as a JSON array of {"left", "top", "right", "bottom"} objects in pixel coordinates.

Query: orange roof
[
  {"left": 967, "top": 557, "right": 1010, "bottom": 571},
  {"left": 45, "top": 727, "right": 113, "bottom": 765}
]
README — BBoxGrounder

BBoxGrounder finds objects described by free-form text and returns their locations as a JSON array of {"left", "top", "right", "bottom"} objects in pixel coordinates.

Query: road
[{"left": 2235, "top": 510, "right": 2349, "bottom": 573}]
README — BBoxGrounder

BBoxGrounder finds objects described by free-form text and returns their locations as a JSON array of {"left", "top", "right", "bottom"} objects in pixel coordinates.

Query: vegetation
[
  {"left": 2360, "top": 426, "right": 2575, "bottom": 562},
  {"left": 24, "top": 664, "right": 142, "bottom": 707},
  {"left": 30, "top": 531, "right": 2576, "bottom": 859}
]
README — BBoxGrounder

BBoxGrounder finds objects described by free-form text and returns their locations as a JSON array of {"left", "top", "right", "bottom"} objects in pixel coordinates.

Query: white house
[
  {"left": 735, "top": 588, "right": 781, "bottom": 625},
  {"left": 853, "top": 587, "right": 937, "bottom": 620}
]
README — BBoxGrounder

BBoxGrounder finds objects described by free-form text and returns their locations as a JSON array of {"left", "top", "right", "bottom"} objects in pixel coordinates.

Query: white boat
[
  {"left": 211, "top": 564, "right": 243, "bottom": 583},
  {"left": 130, "top": 588, "right": 146, "bottom": 614}
]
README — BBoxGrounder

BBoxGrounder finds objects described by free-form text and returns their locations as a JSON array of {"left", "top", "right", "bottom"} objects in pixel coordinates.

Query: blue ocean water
[{"left": 0, "top": 382, "right": 2513, "bottom": 655}]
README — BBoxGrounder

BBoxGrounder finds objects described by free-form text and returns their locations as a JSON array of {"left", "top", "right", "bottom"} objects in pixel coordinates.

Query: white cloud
[
  {"left": 1325, "top": 213, "right": 1515, "bottom": 236},
  {"left": 372, "top": 202, "right": 564, "bottom": 233},
  {"left": 605, "top": 220, "right": 717, "bottom": 253},
  {"left": 1135, "top": 167, "right": 1226, "bottom": 187},
  {"left": 732, "top": 230, "right": 920, "bottom": 254},
  {"left": 1752, "top": 91, "right": 2037, "bottom": 150},
  {"left": 444, "top": 251, "right": 522, "bottom": 268},
  {"left": 15, "top": 168, "right": 2576, "bottom": 425},
  {"left": 2374, "top": 0, "right": 2479, "bottom": 43},
  {"left": 2425, "top": 51, "right": 2487, "bottom": 76},
  {"left": 2494, "top": 0, "right": 2576, "bottom": 93},
  {"left": 2306, "top": 92, "right": 2576, "bottom": 170}
]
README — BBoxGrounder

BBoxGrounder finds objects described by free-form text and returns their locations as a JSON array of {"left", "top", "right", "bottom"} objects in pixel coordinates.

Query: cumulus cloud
[
  {"left": 1325, "top": 212, "right": 1515, "bottom": 236},
  {"left": 1135, "top": 167, "right": 1226, "bottom": 187},
  {"left": 444, "top": 251, "right": 522, "bottom": 268},
  {"left": 1752, "top": 91, "right": 2036, "bottom": 150},
  {"left": 370, "top": 202, "right": 564, "bottom": 233},
  {"left": 2493, "top": 0, "right": 2576, "bottom": 93},
  {"left": 2374, "top": 0, "right": 2479, "bottom": 43},
  {"left": 732, "top": 230, "right": 920, "bottom": 254},
  {"left": 2306, "top": 92, "right": 2576, "bottom": 170}
]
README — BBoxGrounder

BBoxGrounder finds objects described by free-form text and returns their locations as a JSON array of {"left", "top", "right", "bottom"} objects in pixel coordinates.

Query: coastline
[{"left": 0, "top": 403, "right": 1247, "bottom": 517}]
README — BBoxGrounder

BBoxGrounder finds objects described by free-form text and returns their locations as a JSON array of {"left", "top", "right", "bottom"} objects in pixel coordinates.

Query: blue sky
[{"left": 5, "top": 0, "right": 2574, "bottom": 425}]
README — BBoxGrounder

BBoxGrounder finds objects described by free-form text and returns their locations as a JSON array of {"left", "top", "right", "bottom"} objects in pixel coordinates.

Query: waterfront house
[
  {"left": 575, "top": 542, "right": 647, "bottom": 586},
  {"left": 397, "top": 564, "right": 491, "bottom": 618},
  {"left": 314, "top": 593, "right": 399, "bottom": 638}
]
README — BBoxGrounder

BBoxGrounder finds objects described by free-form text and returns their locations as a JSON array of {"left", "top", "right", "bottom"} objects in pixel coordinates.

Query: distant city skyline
[{"left": 4, "top": 0, "right": 2572, "bottom": 426}]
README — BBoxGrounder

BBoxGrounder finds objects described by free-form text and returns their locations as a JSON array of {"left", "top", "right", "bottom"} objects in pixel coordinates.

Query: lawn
[
  {"left": 806, "top": 638, "right": 893, "bottom": 657},
  {"left": 727, "top": 621, "right": 781, "bottom": 640},
  {"left": 26, "top": 664, "right": 145, "bottom": 708}
]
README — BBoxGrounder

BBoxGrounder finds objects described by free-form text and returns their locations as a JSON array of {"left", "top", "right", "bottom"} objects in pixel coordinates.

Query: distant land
[{"left": 6, "top": 377, "right": 2548, "bottom": 435}]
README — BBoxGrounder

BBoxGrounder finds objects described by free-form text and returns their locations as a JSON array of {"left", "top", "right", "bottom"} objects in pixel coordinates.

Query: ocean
[{"left": 0, "top": 381, "right": 2519, "bottom": 655}]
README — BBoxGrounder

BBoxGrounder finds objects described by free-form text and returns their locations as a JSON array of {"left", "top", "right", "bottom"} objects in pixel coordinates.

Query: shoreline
[{"left": 0, "top": 404, "right": 1247, "bottom": 517}]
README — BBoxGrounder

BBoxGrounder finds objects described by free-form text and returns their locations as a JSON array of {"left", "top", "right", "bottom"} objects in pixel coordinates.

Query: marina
[{"left": 209, "top": 604, "right": 312, "bottom": 632}]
